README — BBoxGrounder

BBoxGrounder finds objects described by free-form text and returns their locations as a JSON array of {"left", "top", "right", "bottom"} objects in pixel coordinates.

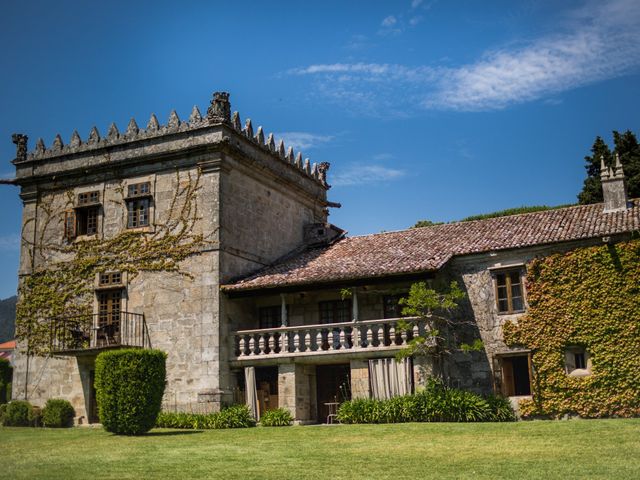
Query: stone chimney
[{"left": 600, "top": 153, "right": 628, "bottom": 212}]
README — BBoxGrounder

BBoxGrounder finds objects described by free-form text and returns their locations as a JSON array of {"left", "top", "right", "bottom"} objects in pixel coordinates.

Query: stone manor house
[{"left": 7, "top": 92, "right": 639, "bottom": 423}]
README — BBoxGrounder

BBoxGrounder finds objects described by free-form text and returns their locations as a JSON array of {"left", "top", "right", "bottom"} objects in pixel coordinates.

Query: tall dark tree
[
  {"left": 613, "top": 130, "right": 640, "bottom": 201},
  {"left": 577, "top": 136, "right": 612, "bottom": 204},
  {"left": 578, "top": 130, "right": 640, "bottom": 204}
]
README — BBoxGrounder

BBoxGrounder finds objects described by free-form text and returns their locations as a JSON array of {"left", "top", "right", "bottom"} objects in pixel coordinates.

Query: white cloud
[
  {"left": 332, "top": 165, "right": 406, "bottom": 187},
  {"left": 0, "top": 234, "right": 20, "bottom": 251},
  {"left": 275, "top": 132, "right": 334, "bottom": 151},
  {"left": 411, "top": 0, "right": 424, "bottom": 8},
  {"left": 381, "top": 15, "right": 397, "bottom": 27},
  {"left": 409, "top": 15, "right": 423, "bottom": 26},
  {"left": 288, "top": 0, "right": 640, "bottom": 113}
]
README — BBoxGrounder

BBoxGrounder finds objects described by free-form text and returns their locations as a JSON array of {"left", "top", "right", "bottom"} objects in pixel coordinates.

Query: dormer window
[{"left": 126, "top": 182, "right": 152, "bottom": 229}]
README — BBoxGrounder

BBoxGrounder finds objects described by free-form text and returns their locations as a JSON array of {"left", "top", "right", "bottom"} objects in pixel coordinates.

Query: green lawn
[{"left": 1, "top": 420, "right": 639, "bottom": 479}]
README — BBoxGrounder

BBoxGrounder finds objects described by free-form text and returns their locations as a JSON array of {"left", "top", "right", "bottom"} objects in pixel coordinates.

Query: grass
[{"left": 1, "top": 419, "right": 640, "bottom": 479}]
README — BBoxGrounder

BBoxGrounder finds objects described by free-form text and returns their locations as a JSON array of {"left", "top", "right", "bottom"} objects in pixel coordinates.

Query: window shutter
[{"left": 64, "top": 210, "right": 76, "bottom": 239}]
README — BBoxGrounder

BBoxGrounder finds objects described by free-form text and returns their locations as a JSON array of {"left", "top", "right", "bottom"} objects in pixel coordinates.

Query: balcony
[
  {"left": 233, "top": 316, "right": 426, "bottom": 361},
  {"left": 50, "top": 312, "right": 150, "bottom": 355}
]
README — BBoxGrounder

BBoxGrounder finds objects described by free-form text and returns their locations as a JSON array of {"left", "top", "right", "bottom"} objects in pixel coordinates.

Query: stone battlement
[{"left": 11, "top": 92, "right": 330, "bottom": 188}]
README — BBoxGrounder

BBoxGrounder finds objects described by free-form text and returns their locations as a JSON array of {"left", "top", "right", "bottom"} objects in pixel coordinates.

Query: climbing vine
[
  {"left": 503, "top": 238, "right": 640, "bottom": 418},
  {"left": 16, "top": 169, "right": 213, "bottom": 355}
]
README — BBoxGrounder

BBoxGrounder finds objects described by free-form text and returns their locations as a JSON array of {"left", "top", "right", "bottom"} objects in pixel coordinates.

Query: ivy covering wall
[
  {"left": 503, "top": 238, "right": 640, "bottom": 418},
  {"left": 16, "top": 170, "right": 210, "bottom": 356}
]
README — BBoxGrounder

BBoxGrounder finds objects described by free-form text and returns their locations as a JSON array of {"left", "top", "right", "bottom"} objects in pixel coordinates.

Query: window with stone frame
[
  {"left": 258, "top": 305, "right": 283, "bottom": 329},
  {"left": 319, "top": 299, "right": 352, "bottom": 324},
  {"left": 99, "top": 271, "right": 122, "bottom": 287},
  {"left": 565, "top": 346, "right": 591, "bottom": 377},
  {"left": 65, "top": 191, "right": 101, "bottom": 239},
  {"left": 383, "top": 293, "right": 409, "bottom": 319},
  {"left": 125, "top": 182, "right": 152, "bottom": 229},
  {"left": 494, "top": 268, "right": 525, "bottom": 313}
]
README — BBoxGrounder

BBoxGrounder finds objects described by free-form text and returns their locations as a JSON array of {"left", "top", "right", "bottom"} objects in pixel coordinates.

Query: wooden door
[
  {"left": 97, "top": 290, "right": 122, "bottom": 344},
  {"left": 501, "top": 358, "right": 515, "bottom": 397}
]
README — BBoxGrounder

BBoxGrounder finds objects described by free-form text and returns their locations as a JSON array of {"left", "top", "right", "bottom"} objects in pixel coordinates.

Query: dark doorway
[
  {"left": 501, "top": 355, "right": 531, "bottom": 396},
  {"left": 316, "top": 364, "right": 350, "bottom": 423},
  {"left": 255, "top": 366, "right": 279, "bottom": 415},
  {"left": 89, "top": 370, "right": 99, "bottom": 423}
]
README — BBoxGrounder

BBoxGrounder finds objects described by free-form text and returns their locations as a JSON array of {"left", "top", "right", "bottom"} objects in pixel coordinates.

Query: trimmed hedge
[
  {"left": 0, "top": 358, "right": 11, "bottom": 404},
  {"left": 95, "top": 349, "right": 167, "bottom": 435},
  {"left": 156, "top": 405, "right": 255, "bottom": 429},
  {"left": 2, "top": 400, "right": 33, "bottom": 426},
  {"left": 42, "top": 399, "right": 75, "bottom": 428},
  {"left": 337, "top": 381, "right": 515, "bottom": 424},
  {"left": 260, "top": 408, "right": 293, "bottom": 427}
]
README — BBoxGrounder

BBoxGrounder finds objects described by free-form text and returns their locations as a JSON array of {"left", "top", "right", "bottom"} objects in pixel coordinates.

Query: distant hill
[{"left": 0, "top": 296, "right": 16, "bottom": 343}]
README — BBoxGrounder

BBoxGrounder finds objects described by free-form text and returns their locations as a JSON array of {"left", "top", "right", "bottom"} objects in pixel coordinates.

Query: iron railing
[{"left": 50, "top": 312, "right": 150, "bottom": 353}]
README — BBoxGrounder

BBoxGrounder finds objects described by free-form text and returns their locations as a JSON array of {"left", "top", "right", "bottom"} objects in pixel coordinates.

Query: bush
[
  {"left": 260, "top": 408, "right": 293, "bottom": 427},
  {"left": 2, "top": 400, "right": 33, "bottom": 426},
  {"left": 0, "top": 403, "right": 7, "bottom": 424},
  {"left": 42, "top": 399, "right": 76, "bottom": 428},
  {"left": 155, "top": 405, "right": 256, "bottom": 430},
  {"left": 337, "top": 380, "right": 515, "bottom": 424},
  {"left": 95, "top": 349, "right": 167, "bottom": 435},
  {"left": 0, "top": 358, "right": 11, "bottom": 404},
  {"left": 486, "top": 394, "right": 516, "bottom": 422}
]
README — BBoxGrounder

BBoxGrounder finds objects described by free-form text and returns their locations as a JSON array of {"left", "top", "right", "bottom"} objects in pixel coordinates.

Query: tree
[
  {"left": 396, "top": 281, "right": 480, "bottom": 377},
  {"left": 578, "top": 130, "right": 640, "bottom": 204},
  {"left": 412, "top": 220, "right": 444, "bottom": 228}
]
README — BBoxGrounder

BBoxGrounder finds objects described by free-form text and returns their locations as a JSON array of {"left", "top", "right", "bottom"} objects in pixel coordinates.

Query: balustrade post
[
  {"left": 293, "top": 331, "right": 301, "bottom": 353},
  {"left": 327, "top": 330, "right": 335, "bottom": 350},
  {"left": 258, "top": 334, "right": 266, "bottom": 355},
  {"left": 316, "top": 330, "right": 323, "bottom": 351},
  {"left": 268, "top": 332, "right": 275, "bottom": 353},
  {"left": 248, "top": 335, "right": 256, "bottom": 356},
  {"left": 388, "top": 325, "right": 396, "bottom": 347},
  {"left": 304, "top": 331, "right": 311, "bottom": 352},
  {"left": 238, "top": 336, "right": 247, "bottom": 357}
]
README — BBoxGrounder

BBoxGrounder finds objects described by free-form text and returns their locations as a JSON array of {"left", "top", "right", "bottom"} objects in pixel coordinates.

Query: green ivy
[
  {"left": 503, "top": 238, "right": 640, "bottom": 418},
  {"left": 16, "top": 170, "right": 210, "bottom": 355}
]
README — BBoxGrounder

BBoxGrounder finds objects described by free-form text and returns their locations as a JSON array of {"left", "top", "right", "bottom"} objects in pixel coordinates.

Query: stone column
[
  {"left": 278, "top": 363, "right": 315, "bottom": 423},
  {"left": 350, "top": 360, "right": 370, "bottom": 399},
  {"left": 413, "top": 355, "right": 436, "bottom": 390}
]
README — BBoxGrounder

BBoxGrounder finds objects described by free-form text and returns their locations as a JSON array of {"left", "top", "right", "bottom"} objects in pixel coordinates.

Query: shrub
[
  {"left": 337, "top": 381, "right": 515, "bottom": 424},
  {"left": 486, "top": 394, "right": 516, "bottom": 422},
  {"left": 212, "top": 405, "right": 255, "bottom": 429},
  {"left": 95, "top": 349, "right": 167, "bottom": 435},
  {"left": 0, "top": 358, "right": 11, "bottom": 404},
  {"left": 3, "top": 400, "right": 33, "bottom": 426},
  {"left": 0, "top": 403, "right": 7, "bottom": 424},
  {"left": 155, "top": 405, "right": 256, "bottom": 430},
  {"left": 42, "top": 399, "right": 76, "bottom": 428},
  {"left": 260, "top": 408, "right": 293, "bottom": 427}
]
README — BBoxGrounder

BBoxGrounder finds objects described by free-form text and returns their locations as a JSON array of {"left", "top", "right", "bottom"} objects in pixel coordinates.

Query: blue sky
[{"left": 0, "top": 0, "right": 639, "bottom": 299}]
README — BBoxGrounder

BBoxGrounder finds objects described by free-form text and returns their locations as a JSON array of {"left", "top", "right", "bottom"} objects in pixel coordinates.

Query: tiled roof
[
  {"left": 0, "top": 340, "right": 15, "bottom": 350},
  {"left": 222, "top": 200, "right": 640, "bottom": 292}
]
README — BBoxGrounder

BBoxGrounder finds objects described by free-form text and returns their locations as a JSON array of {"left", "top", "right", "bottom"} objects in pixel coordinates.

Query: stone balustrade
[{"left": 233, "top": 316, "right": 425, "bottom": 359}]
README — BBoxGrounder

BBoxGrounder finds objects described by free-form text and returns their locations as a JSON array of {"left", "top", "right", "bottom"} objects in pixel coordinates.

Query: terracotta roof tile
[{"left": 223, "top": 200, "right": 640, "bottom": 292}]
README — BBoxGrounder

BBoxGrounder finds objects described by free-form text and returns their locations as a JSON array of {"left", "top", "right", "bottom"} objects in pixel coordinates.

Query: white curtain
[
  {"left": 369, "top": 358, "right": 413, "bottom": 400},
  {"left": 245, "top": 366, "right": 259, "bottom": 420}
]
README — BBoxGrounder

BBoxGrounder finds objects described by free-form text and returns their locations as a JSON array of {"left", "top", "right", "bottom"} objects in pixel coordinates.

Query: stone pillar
[
  {"left": 349, "top": 360, "right": 370, "bottom": 399},
  {"left": 278, "top": 363, "right": 316, "bottom": 423},
  {"left": 413, "top": 355, "right": 436, "bottom": 390}
]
